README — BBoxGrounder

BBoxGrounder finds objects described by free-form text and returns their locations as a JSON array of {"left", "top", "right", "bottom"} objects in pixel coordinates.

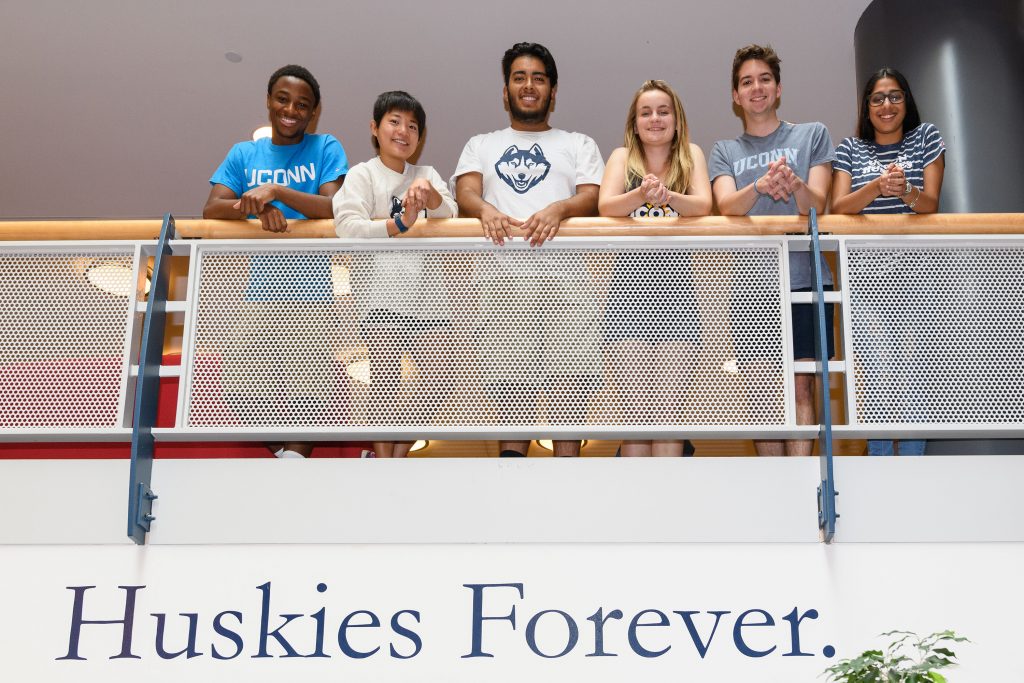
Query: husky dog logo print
[
  {"left": 495, "top": 143, "right": 551, "bottom": 194},
  {"left": 389, "top": 195, "right": 404, "bottom": 219}
]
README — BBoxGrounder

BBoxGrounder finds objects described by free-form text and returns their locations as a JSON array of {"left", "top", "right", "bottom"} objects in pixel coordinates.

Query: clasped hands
[
  {"left": 638, "top": 174, "right": 670, "bottom": 207},
  {"left": 877, "top": 163, "right": 908, "bottom": 198},
  {"left": 755, "top": 156, "right": 803, "bottom": 202},
  {"left": 396, "top": 178, "right": 436, "bottom": 229},
  {"left": 234, "top": 184, "right": 288, "bottom": 233}
]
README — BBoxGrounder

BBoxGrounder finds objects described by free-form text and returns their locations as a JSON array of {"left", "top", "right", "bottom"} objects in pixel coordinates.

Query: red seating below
[{"left": 0, "top": 354, "right": 371, "bottom": 459}]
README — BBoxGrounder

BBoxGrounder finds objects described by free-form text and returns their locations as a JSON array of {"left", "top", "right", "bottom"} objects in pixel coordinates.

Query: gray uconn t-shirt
[{"left": 709, "top": 121, "right": 835, "bottom": 289}]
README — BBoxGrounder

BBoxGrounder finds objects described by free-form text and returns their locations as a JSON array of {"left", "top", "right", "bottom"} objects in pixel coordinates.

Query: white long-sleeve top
[
  {"left": 332, "top": 157, "right": 458, "bottom": 322},
  {"left": 333, "top": 157, "right": 457, "bottom": 237}
]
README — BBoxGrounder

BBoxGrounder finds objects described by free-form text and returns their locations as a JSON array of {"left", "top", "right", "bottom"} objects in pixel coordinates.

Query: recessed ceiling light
[{"left": 85, "top": 261, "right": 151, "bottom": 297}]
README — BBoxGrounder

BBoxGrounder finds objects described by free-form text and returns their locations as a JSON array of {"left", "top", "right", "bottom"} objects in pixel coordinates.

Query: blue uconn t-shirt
[
  {"left": 210, "top": 134, "right": 348, "bottom": 219},
  {"left": 210, "top": 134, "right": 348, "bottom": 301}
]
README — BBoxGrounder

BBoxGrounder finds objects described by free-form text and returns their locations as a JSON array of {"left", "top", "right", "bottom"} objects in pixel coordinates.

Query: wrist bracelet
[
  {"left": 754, "top": 177, "right": 768, "bottom": 197},
  {"left": 903, "top": 179, "right": 913, "bottom": 197},
  {"left": 907, "top": 186, "right": 921, "bottom": 211},
  {"left": 394, "top": 214, "right": 409, "bottom": 233}
]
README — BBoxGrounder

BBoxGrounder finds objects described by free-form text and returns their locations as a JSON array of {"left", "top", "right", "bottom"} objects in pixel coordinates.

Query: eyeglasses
[{"left": 869, "top": 90, "right": 905, "bottom": 107}]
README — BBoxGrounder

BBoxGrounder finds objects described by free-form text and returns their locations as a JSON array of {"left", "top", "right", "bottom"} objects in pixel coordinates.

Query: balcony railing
[{"left": 2, "top": 213, "right": 1022, "bottom": 542}]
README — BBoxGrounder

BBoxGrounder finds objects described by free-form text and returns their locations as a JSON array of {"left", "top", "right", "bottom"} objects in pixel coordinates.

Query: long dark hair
[{"left": 857, "top": 67, "right": 921, "bottom": 141}]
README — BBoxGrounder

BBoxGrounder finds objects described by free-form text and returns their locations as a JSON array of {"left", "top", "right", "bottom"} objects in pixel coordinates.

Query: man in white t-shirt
[{"left": 453, "top": 42, "right": 604, "bottom": 457}]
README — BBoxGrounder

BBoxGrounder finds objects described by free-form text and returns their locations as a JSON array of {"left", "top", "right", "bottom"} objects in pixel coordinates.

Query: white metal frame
[{"left": 4, "top": 233, "right": 1024, "bottom": 443}]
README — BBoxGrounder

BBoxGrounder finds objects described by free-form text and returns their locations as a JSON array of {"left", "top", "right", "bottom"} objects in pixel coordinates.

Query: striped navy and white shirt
[{"left": 833, "top": 123, "right": 945, "bottom": 214}]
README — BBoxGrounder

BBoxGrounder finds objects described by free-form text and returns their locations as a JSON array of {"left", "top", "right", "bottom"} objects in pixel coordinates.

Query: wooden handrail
[{"left": 2, "top": 213, "right": 1023, "bottom": 241}]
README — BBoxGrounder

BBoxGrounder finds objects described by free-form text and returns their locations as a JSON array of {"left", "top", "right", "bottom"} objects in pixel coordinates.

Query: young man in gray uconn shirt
[{"left": 708, "top": 44, "right": 835, "bottom": 457}]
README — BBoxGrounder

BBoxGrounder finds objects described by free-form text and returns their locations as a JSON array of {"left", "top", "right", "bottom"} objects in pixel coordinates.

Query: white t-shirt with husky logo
[
  {"left": 454, "top": 127, "right": 605, "bottom": 380},
  {"left": 452, "top": 127, "right": 604, "bottom": 220}
]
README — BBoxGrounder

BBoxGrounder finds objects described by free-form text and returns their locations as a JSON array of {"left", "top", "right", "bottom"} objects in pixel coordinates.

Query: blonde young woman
[{"left": 598, "top": 80, "right": 712, "bottom": 456}]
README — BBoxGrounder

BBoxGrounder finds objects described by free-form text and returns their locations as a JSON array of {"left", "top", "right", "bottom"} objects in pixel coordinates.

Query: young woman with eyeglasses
[
  {"left": 832, "top": 68, "right": 945, "bottom": 215},
  {"left": 832, "top": 68, "right": 946, "bottom": 457}
]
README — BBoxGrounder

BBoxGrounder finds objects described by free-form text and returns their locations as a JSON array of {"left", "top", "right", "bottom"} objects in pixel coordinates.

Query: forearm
[
  {"left": 273, "top": 186, "right": 334, "bottom": 219},
  {"left": 905, "top": 186, "right": 939, "bottom": 213},
  {"left": 794, "top": 183, "right": 828, "bottom": 215},
  {"left": 795, "top": 164, "right": 832, "bottom": 216},
  {"left": 831, "top": 178, "right": 882, "bottom": 214},
  {"left": 666, "top": 190, "right": 713, "bottom": 217},
  {"left": 553, "top": 189, "right": 598, "bottom": 220},
  {"left": 203, "top": 198, "right": 247, "bottom": 219},
  {"left": 454, "top": 186, "right": 491, "bottom": 219},
  {"left": 597, "top": 187, "right": 646, "bottom": 217},
  {"left": 715, "top": 181, "right": 759, "bottom": 216}
]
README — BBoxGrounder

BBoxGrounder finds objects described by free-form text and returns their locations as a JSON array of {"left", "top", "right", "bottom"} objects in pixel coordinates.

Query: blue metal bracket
[
  {"left": 809, "top": 209, "right": 838, "bottom": 542},
  {"left": 127, "top": 213, "right": 175, "bottom": 545}
]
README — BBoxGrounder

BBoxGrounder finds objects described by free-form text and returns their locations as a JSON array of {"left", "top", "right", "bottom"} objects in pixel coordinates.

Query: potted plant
[{"left": 823, "top": 630, "right": 969, "bottom": 682}]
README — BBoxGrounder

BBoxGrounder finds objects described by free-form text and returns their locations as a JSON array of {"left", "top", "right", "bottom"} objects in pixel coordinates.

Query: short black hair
[
  {"left": 502, "top": 42, "right": 558, "bottom": 88},
  {"left": 267, "top": 64, "right": 321, "bottom": 107},
  {"left": 371, "top": 90, "right": 426, "bottom": 151},
  {"left": 857, "top": 67, "right": 921, "bottom": 141}
]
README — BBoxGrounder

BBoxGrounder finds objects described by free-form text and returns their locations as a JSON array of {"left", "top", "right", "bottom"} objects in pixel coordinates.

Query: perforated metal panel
[
  {"left": 0, "top": 249, "right": 136, "bottom": 428},
  {"left": 184, "top": 243, "right": 787, "bottom": 429},
  {"left": 846, "top": 244, "right": 1024, "bottom": 424}
]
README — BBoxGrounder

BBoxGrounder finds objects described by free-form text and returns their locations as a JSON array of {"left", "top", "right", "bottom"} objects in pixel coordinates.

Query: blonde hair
[{"left": 623, "top": 80, "right": 694, "bottom": 194}]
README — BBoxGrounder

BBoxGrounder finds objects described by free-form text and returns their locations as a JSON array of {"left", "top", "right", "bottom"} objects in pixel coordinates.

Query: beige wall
[{"left": 0, "top": 0, "right": 872, "bottom": 219}]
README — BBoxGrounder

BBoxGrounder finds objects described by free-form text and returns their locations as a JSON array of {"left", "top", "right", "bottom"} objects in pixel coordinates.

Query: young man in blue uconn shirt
[
  {"left": 204, "top": 65, "right": 348, "bottom": 458},
  {"left": 205, "top": 64, "right": 347, "bottom": 231},
  {"left": 708, "top": 44, "right": 835, "bottom": 457}
]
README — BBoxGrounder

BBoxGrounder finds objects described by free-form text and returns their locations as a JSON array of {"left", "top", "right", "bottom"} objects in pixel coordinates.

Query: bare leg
[
  {"left": 487, "top": 377, "right": 538, "bottom": 457},
  {"left": 500, "top": 440, "right": 530, "bottom": 456},
  {"left": 368, "top": 328, "right": 403, "bottom": 460},
  {"left": 407, "top": 328, "right": 453, "bottom": 425},
  {"left": 652, "top": 340, "right": 694, "bottom": 457},
  {"left": 652, "top": 440, "right": 684, "bottom": 457},
  {"left": 392, "top": 442, "right": 414, "bottom": 458},
  {"left": 553, "top": 440, "right": 581, "bottom": 457},
  {"left": 620, "top": 441, "right": 652, "bottom": 457},
  {"left": 756, "top": 440, "right": 785, "bottom": 456},
  {"left": 546, "top": 373, "right": 594, "bottom": 458},
  {"left": 787, "top": 371, "right": 816, "bottom": 456},
  {"left": 609, "top": 340, "right": 653, "bottom": 456}
]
